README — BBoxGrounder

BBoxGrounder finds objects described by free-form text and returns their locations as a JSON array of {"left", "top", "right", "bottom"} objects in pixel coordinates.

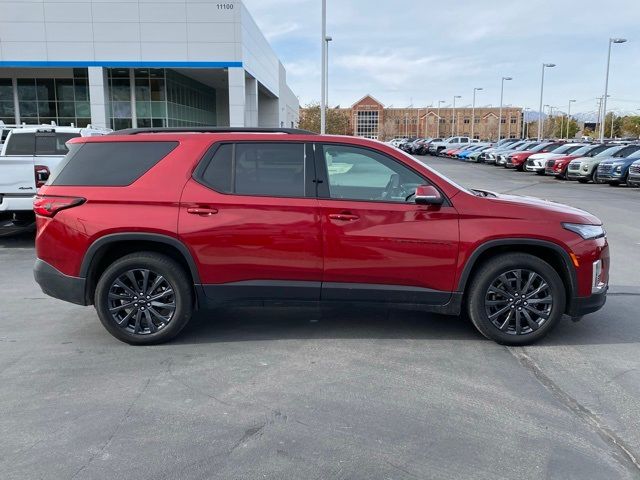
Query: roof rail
[{"left": 110, "top": 127, "right": 317, "bottom": 136}]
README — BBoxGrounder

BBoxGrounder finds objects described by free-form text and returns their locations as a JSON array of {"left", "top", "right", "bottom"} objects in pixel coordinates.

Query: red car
[
  {"left": 545, "top": 144, "right": 609, "bottom": 179},
  {"left": 34, "top": 127, "right": 609, "bottom": 346},
  {"left": 505, "top": 142, "right": 564, "bottom": 170}
]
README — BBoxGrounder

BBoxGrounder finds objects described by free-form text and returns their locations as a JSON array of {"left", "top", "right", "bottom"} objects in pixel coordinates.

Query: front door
[
  {"left": 315, "top": 143, "right": 459, "bottom": 304},
  {"left": 179, "top": 141, "right": 323, "bottom": 303}
]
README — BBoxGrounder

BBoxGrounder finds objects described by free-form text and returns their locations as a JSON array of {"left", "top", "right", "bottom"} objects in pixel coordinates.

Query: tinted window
[
  {"left": 201, "top": 144, "right": 233, "bottom": 193},
  {"left": 49, "top": 141, "right": 178, "bottom": 186},
  {"left": 5, "top": 132, "right": 35, "bottom": 155},
  {"left": 35, "top": 132, "right": 79, "bottom": 155},
  {"left": 200, "top": 142, "right": 306, "bottom": 197},
  {"left": 235, "top": 143, "right": 305, "bottom": 197},
  {"left": 322, "top": 144, "right": 425, "bottom": 202},
  {"left": 615, "top": 145, "right": 640, "bottom": 158}
]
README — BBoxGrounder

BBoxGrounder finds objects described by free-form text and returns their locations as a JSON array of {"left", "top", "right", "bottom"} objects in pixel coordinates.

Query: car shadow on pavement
[
  {"left": 0, "top": 230, "right": 35, "bottom": 248},
  {"left": 173, "top": 306, "right": 484, "bottom": 345},
  {"left": 169, "top": 301, "right": 640, "bottom": 347}
]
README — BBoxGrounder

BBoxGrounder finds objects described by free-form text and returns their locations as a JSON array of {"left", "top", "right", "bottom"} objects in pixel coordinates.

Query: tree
[
  {"left": 621, "top": 115, "right": 640, "bottom": 138},
  {"left": 552, "top": 115, "right": 579, "bottom": 138},
  {"left": 377, "top": 117, "right": 396, "bottom": 141},
  {"left": 299, "top": 102, "right": 350, "bottom": 135}
]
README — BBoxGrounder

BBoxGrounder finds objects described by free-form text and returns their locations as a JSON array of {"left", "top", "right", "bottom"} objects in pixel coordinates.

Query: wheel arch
[
  {"left": 80, "top": 233, "right": 201, "bottom": 305},
  {"left": 457, "top": 239, "right": 577, "bottom": 311}
]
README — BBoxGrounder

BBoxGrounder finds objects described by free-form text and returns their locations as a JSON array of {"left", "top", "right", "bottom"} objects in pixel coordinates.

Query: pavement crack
[
  {"left": 229, "top": 423, "right": 266, "bottom": 453},
  {"left": 70, "top": 377, "right": 151, "bottom": 479},
  {"left": 508, "top": 347, "right": 640, "bottom": 475}
]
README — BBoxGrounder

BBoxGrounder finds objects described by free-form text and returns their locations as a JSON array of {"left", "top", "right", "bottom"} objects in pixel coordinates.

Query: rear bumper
[
  {"left": 0, "top": 194, "right": 35, "bottom": 212},
  {"left": 34, "top": 259, "right": 89, "bottom": 306},
  {"left": 567, "top": 288, "right": 607, "bottom": 317}
]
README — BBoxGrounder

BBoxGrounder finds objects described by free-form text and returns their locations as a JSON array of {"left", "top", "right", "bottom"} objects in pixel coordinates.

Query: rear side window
[
  {"left": 49, "top": 141, "right": 178, "bottom": 186},
  {"left": 199, "top": 142, "right": 307, "bottom": 197},
  {"left": 4, "top": 132, "right": 35, "bottom": 155},
  {"left": 35, "top": 132, "right": 79, "bottom": 155}
]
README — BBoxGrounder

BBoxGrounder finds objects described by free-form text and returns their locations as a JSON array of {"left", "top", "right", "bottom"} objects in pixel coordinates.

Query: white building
[{"left": 0, "top": 0, "right": 299, "bottom": 130}]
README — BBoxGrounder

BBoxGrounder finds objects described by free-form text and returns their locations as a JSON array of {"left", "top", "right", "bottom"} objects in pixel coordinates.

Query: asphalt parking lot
[{"left": 1, "top": 156, "right": 639, "bottom": 480}]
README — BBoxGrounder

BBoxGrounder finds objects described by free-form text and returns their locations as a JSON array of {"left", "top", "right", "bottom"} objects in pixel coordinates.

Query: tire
[
  {"left": 466, "top": 253, "right": 566, "bottom": 345},
  {"left": 94, "top": 252, "right": 194, "bottom": 345},
  {"left": 593, "top": 171, "right": 600, "bottom": 184}
]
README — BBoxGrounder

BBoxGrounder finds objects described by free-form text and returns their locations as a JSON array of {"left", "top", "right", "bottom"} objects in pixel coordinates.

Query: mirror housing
[{"left": 414, "top": 185, "right": 444, "bottom": 206}]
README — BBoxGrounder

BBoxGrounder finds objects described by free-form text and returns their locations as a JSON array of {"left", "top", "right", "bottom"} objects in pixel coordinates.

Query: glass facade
[
  {"left": 0, "top": 69, "right": 90, "bottom": 127},
  {"left": 107, "top": 68, "right": 216, "bottom": 130}
]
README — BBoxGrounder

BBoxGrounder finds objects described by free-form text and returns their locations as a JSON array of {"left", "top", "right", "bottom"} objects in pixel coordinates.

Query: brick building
[{"left": 330, "top": 95, "right": 523, "bottom": 141}]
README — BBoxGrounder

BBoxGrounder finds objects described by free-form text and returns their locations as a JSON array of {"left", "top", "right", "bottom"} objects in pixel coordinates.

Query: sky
[{"left": 243, "top": 0, "right": 640, "bottom": 118}]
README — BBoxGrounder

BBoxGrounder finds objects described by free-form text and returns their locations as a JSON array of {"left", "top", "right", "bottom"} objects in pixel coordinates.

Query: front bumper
[
  {"left": 567, "top": 288, "right": 607, "bottom": 317},
  {"left": 34, "top": 259, "right": 89, "bottom": 306}
]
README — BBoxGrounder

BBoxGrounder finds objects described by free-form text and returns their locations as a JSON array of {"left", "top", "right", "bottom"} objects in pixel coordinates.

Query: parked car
[
  {"left": 34, "top": 127, "right": 609, "bottom": 346},
  {"left": 484, "top": 140, "right": 529, "bottom": 165},
  {"left": 416, "top": 138, "right": 441, "bottom": 155},
  {"left": 496, "top": 141, "right": 539, "bottom": 166},
  {"left": 470, "top": 139, "right": 519, "bottom": 163},
  {"left": 389, "top": 137, "right": 407, "bottom": 148},
  {"left": 0, "top": 125, "right": 109, "bottom": 233},
  {"left": 627, "top": 159, "right": 640, "bottom": 187},
  {"left": 524, "top": 143, "right": 583, "bottom": 174},
  {"left": 505, "top": 142, "right": 564, "bottom": 170},
  {"left": 457, "top": 144, "right": 490, "bottom": 160},
  {"left": 596, "top": 147, "right": 640, "bottom": 186},
  {"left": 465, "top": 145, "right": 495, "bottom": 163},
  {"left": 428, "top": 136, "right": 474, "bottom": 155},
  {"left": 544, "top": 144, "right": 609, "bottom": 179},
  {"left": 566, "top": 144, "right": 631, "bottom": 183}
]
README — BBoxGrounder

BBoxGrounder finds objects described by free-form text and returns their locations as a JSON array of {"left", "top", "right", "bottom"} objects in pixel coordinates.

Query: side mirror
[{"left": 414, "top": 185, "right": 444, "bottom": 206}]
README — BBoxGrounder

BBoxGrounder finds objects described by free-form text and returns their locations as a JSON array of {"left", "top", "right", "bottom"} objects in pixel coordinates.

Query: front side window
[
  {"left": 321, "top": 144, "right": 425, "bottom": 203},
  {"left": 200, "top": 142, "right": 307, "bottom": 197}
]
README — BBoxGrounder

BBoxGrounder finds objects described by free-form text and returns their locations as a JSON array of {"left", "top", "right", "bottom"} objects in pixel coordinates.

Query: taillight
[
  {"left": 34, "top": 165, "right": 50, "bottom": 188},
  {"left": 33, "top": 195, "right": 85, "bottom": 218}
]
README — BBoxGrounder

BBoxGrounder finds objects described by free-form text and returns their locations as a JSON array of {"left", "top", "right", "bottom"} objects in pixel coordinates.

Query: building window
[
  {"left": 500, "top": 118, "right": 506, "bottom": 124},
  {"left": 355, "top": 110, "right": 379, "bottom": 139},
  {"left": 474, "top": 118, "right": 480, "bottom": 124},
  {"left": 510, "top": 118, "right": 517, "bottom": 124},
  {"left": 463, "top": 118, "right": 470, "bottom": 124}
]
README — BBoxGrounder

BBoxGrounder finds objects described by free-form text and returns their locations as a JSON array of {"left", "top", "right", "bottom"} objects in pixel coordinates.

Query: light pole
[
  {"left": 324, "top": 36, "right": 332, "bottom": 112},
  {"left": 320, "top": 0, "right": 327, "bottom": 134},
  {"left": 452, "top": 95, "right": 461, "bottom": 137},
  {"left": 498, "top": 76, "right": 512, "bottom": 141},
  {"left": 523, "top": 107, "right": 530, "bottom": 139},
  {"left": 566, "top": 99, "right": 576, "bottom": 139},
  {"left": 600, "top": 38, "right": 627, "bottom": 141},
  {"left": 471, "top": 87, "right": 482, "bottom": 140},
  {"left": 537, "top": 63, "right": 556, "bottom": 140},
  {"left": 436, "top": 100, "right": 445, "bottom": 138}
]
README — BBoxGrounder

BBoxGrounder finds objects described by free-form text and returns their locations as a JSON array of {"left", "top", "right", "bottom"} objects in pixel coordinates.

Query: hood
[
  {"left": 529, "top": 152, "right": 561, "bottom": 160},
  {"left": 474, "top": 190, "right": 601, "bottom": 224}
]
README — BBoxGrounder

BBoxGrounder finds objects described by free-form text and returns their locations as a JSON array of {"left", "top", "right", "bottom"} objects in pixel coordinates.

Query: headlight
[
  {"left": 562, "top": 223, "right": 605, "bottom": 240},
  {"left": 615, "top": 165, "right": 622, "bottom": 173},
  {"left": 582, "top": 165, "right": 589, "bottom": 172}
]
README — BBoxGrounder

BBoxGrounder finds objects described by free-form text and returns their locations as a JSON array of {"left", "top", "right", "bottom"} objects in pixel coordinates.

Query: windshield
[
  {"left": 568, "top": 145, "right": 594, "bottom": 157},
  {"left": 529, "top": 143, "right": 551, "bottom": 153},
  {"left": 596, "top": 145, "right": 625, "bottom": 157}
]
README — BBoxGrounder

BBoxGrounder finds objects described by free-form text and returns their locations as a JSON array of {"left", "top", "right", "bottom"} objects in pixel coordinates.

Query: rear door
[
  {"left": 315, "top": 142, "right": 459, "bottom": 304},
  {"left": 179, "top": 141, "right": 323, "bottom": 303}
]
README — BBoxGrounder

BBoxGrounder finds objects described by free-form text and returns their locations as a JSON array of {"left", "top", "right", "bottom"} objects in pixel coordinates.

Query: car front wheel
[
  {"left": 467, "top": 253, "right": 566, "bottom": 345},
  {"left": 94, "top": 252, "right": 194, "bottom": 345}
]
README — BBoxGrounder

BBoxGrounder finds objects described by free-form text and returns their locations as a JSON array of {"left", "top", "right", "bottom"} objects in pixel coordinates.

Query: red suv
[{"left": 33, "top": 128, "right": 609, "bottom": 345}]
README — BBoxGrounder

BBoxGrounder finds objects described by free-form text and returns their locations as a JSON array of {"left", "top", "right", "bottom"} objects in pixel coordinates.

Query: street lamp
[
  {"left": 600, "top": 38, "right": 627, "bottom": 141},
  {"left": 498, "top": 76, "right": 512, "bottom": 141},
  {"left": 471, "top": 87, "right": 483, "bottom": 140},
  {"left": 523, "top": 107, "right": 531, "bottom": 139},
  {"left": 566, "top": 99, "right": 576, "bottom": 139},
  {"left": 320, "top": 0, "right": 327, "bottom": 134},
  {"left": 436, "top": 100, "right": 445, "bottom": 138},
  {"left": 537, "top": 63, "right": 556, "bottom": 140},
  {"left": 452, "top": 95, "right": 461, "bottom": 136}
]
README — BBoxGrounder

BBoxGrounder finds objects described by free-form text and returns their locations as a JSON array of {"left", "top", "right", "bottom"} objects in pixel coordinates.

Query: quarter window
[{"left": 321, "top": 144, "right": 425, "bottom": 203}]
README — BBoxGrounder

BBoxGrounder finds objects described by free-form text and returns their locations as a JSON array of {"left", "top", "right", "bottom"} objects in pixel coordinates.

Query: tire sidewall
[{"left": 95, "top": 253, "right": 193, "bottom": 345}]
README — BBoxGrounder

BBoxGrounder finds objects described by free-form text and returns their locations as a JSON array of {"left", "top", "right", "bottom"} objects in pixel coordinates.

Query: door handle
[
  {"left": 187, "top": 207, "right": 218, "bottom": 216},
  {"left": 328, "top": 212, "right": 359, "bottom": 221}
]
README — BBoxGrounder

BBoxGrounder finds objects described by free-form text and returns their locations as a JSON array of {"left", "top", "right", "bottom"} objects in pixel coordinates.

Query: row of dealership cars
[{"left": 392, "top": 136, "right": 640, "bottom": 187}]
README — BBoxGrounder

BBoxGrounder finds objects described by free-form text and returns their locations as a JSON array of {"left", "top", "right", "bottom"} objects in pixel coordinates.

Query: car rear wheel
[
  {"left": 466, "top": 253, "right": 566, "bottom": 345},
  {"left": 95, "top": 252, "right": 194, "bottom": 345}
]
